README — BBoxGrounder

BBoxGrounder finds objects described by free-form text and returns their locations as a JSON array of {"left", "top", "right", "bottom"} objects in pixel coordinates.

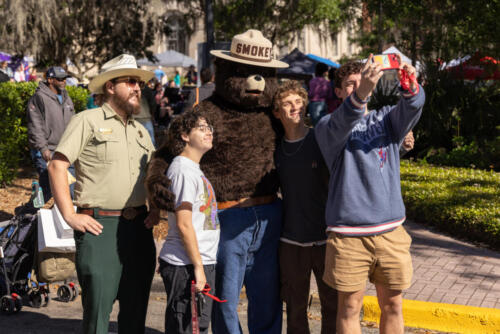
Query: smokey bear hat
[{"left": 210, "top": 29, "right": 289, "bottom": 68}]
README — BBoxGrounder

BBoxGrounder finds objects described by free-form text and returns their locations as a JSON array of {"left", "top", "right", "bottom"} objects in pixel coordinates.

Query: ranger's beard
[{"left": 113, "top": 91, "right": 141, "bottom": 116}]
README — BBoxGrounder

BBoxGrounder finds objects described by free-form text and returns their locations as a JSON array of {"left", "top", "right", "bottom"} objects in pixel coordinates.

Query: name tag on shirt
[{"left": 98, "top": 128, "right": 113, "bottom": 134}]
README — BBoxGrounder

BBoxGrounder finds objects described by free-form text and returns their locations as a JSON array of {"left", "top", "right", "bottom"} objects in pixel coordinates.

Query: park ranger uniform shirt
[{"left": 55, "top": 102, "right": 155, "bottom": 210}]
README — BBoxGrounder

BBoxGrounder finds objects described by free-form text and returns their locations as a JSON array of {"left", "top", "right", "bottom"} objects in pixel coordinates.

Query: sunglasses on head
[{"left": 112, "top": 77, "right": 145, "bottom": 88}]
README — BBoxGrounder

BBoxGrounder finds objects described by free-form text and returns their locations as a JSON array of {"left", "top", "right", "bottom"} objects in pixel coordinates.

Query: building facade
[{"left": 151, "top": 1, "right": 360, "bottom": 70}]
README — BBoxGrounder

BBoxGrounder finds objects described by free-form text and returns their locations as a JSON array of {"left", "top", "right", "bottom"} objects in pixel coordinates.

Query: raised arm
[
  {"left": 315, "top": 54, "right": 384, "bottom": 168},
  {"left": 388, "top": 57, "right": 425, "bottom": 142}
]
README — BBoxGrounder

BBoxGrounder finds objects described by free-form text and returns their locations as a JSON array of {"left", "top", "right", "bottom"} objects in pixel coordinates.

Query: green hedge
[
  {"left": 0, "top": 82, "right": 89, "bottom": 185},
  {"left": 401, "top": 160, "right": 500, "bottom": 249}
]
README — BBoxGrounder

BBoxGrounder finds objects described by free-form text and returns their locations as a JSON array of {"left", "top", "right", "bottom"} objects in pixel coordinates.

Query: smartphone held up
[{"left": 371, "top": 54, "right": 400, "bottom": 71}]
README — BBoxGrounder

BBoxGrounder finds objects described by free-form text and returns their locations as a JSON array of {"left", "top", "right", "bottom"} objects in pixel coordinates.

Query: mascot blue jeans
[{"left": 212, "top": 200, "right": 282, "bottom": 334}]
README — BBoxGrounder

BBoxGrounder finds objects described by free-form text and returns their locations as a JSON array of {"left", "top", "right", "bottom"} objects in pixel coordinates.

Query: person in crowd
[
  {"left": 184, "top": 67, "right": 215, "bottom": 111},
  {"left": 326, "top": 67, "right": 342, "bottom": 113},
  {"left": 14, "top": 63, "right": 26, "bottom": 82},
  {"left": 86, "top": 93, "right": 103, "bottom": 109},
  {"left": 28, "top": 67, "right": 39, "bottom": 82},
  {"left": 273, "top": 80, "right": 338, "bottom": 334},
  {"left": 174, "top": 70, "right": 181, "bottom": 87},
  {"left": 185, "top": 65, "right": 198, "bottom": 85},
  {"left": 307, "top": 62, "right": 330, "bottom": 126},
  {"left": 315, "top": 55, "right": 425, "bottom": 334},
  {"left": 155, "top": 80, "right": 175, "bottom": 127},
  {"left": 155, "top": 66, "right": 166, "bottom": 85},
  {"left": 0, "top": 60, "right": 14, "bottom": 79},
  {"left": 153, "top": 80, "right": 163, "bottom": 106},
  {"left": 26, "top": 66, "right": 75, "bottom": 202},
  {"left": 156, "top": 111, "right": 219, "bottom": 334},
  {"left": 164, "top": 80, "right": 184, "bottom": 115},
  {"left": 47, "top": 54, "right": 158, "bottom": 334},
  {"left": 136, "top": 80, "right": 157, "bottom": 146}
]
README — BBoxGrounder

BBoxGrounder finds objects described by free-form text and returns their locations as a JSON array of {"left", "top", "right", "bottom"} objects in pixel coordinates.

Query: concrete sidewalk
[
  {"left": 1, "top": 220, "right": 499, "bottom": 333},
  {"left": 358, "top": 220, "right": 500, "bottom": 333},
  {"left": 369, "top": 220, "right": 500, "bottom": 307}
]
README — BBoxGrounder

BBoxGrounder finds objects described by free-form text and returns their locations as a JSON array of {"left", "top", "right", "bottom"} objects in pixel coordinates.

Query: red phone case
[{"left": 372, "top": 54, "right": 400, "bottom": 70}]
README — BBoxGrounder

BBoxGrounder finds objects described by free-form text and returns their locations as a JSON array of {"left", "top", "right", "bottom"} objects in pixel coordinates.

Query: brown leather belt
[
  {"left": 77, "top": 205, "right": 147, "bottom": 220},
  {"left": 217, "top": 195, "right": 277, "bottom": 210}
]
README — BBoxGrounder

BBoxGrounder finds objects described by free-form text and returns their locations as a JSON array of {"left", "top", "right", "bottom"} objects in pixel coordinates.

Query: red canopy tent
[{"left": 447, "top": 54, "right": 500, "bottom": 80}]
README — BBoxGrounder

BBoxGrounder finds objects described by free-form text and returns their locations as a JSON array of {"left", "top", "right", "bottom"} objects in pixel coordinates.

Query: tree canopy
[
  {"left": 213, "top": 0, "right": 343, "bottom": 46},
  {"left": 0, "top": 0, "right": 165, "bottom": 77},
  {"left": 342, "top": 0, "right": 500, "bottom": 63}
]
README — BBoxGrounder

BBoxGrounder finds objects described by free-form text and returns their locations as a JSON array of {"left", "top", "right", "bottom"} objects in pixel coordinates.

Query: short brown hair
[
  {"left": 167, "top": 111, "right": 211, "bottom": 156},
  {"left": 273, "top": 80, "right": 308, "bottom": 112},
  {"left": 335, "top": 61, "right": 364, "bottom": 89}
]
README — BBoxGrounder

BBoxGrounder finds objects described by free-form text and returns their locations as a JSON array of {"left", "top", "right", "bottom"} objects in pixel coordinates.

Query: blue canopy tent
[
  {"left": 278, "top": 48, "right": 340, "bottom": 80},
  {"left": 305, "top": 53, "right": 340, "bottom": 68}
]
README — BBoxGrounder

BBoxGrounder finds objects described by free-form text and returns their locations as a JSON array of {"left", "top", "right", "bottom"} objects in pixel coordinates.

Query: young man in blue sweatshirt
[{"left": 315, "top": 54, "right": 425, "bottom": 334}]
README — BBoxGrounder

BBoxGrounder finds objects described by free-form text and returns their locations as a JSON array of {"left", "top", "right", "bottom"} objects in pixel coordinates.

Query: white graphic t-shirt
[{"left": 159, "top": 156, "right": 220, "bottom": 265}]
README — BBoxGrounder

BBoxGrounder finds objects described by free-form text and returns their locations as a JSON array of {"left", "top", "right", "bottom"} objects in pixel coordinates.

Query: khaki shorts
[{"left": 323, "top": 225, "right": 413, "bottom": 292}]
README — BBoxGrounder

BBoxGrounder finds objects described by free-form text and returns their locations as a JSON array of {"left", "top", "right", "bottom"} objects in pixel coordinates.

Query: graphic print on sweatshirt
[
  {"left": 199, "top": 175, "right": 220, "bottom": 230},
  {"left": 349, "top": 116, "right": 391, "bottom": 170},
  {"left": 377, "top": 146, "right": 387, "bottom": 168}
]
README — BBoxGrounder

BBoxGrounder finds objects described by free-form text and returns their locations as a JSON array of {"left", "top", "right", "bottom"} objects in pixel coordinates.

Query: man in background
[
  {"left": 185, "top": 67, "right": 215, "bottom": 111},
  {"left": 27, "top": 66, "right": 75, "bottom": 201}
]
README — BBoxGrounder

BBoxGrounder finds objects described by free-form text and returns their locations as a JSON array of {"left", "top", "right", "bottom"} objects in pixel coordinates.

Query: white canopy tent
[{"left": 137, "top": 50, "right": 196, "bottom": 68}]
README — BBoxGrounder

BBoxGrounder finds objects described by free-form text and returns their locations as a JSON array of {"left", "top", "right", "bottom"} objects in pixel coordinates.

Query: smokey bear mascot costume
[{"left": 146, "top": 30, "right": 288, "bottom": 334}]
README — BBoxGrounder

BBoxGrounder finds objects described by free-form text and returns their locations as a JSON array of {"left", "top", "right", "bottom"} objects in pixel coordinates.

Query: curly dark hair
[
  {"left": 167, "top": 111, "right": 211, "bottom": 156},
  {"left": 273, "top": 80, "right": 308, "bottom": 112},
  {"left": 334, "top": 61, "right": 364, "bottom": 89}
]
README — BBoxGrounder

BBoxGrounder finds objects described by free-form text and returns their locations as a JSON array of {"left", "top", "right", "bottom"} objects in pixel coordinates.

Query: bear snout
[{"left": 246, "top": 75, "right": 266, "bottom": 93}]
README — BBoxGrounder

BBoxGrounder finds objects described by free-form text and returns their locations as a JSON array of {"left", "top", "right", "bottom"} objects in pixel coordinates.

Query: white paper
[
  {"left": 37, "top": 209, "right": 75, "bottom": 253},
  {"left": 52, "top": 204, "right": 75, "bottom": 239}
]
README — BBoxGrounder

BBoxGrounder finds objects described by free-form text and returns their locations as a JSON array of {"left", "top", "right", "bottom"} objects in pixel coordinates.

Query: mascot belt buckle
[{"left": 122, "top": 207, "right": 138, "bottom": 220}]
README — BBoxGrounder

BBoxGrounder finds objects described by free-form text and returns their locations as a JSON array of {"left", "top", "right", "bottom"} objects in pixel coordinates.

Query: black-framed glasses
[
  {"left": 196, "top": 124, "right": 214, "bottom": 133},
  {"left": 112, "top": 77, "right": 144, "bottom": 89},
  {"left": 51, "top": 77, "right": 66, "bottom": 82}
]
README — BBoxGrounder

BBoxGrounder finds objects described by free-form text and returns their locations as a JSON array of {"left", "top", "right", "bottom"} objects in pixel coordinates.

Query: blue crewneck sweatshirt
[{"left": 315, "top": 85, "right": 425, "bottom": 236}]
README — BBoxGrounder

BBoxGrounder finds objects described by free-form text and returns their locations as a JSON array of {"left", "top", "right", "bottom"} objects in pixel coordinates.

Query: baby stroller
[
  {"left": 0, "top": 207, "right": 78, "bottom": 315},
  {"left": 0, "top": 211, "right": 44, "bottom": 314}
]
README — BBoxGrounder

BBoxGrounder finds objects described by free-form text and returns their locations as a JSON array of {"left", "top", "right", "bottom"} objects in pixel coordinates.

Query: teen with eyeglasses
[{"left": 154, "top": 111, "right": 220, "bottom": 334}]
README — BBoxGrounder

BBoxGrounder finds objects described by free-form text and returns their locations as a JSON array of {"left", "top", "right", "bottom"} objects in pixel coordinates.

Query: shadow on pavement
[{"left": 0, "top": 311, "right": 163, "bottom": 334}]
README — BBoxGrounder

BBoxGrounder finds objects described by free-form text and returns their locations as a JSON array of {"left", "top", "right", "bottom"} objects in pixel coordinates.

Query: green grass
[{"left": 401, "top": 160, "right": 500, "bottom": 249}]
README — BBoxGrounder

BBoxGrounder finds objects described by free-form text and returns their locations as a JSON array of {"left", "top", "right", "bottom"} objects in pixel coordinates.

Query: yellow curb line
[{"left": 363, "top": 296, "right": 500, "bottom": 334}]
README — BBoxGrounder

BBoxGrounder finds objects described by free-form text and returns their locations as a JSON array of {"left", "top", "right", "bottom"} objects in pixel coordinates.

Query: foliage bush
[
  {"left": 368, "top": 62, "right": 500, "bottom": 171},
  {"left": 0, "top": 82, "right": 89, "bottom": 185},
  {"left": 401, "top": 160, "right": 500, "bottom": 249},
  {"left": 413, "top": 62, "right": 500, "bottom": 170}
]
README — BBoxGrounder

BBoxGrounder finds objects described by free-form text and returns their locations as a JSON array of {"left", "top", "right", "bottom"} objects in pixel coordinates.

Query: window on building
[
  {"left": 165, "top": 15, "right": 187, "bottom": 54},
  {"left": 332, "top": 34, "right": 339, "bottom": 56}
]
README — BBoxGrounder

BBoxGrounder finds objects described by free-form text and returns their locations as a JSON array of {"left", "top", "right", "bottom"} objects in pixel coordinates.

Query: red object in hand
[
  {"left": 400, "top": 69, "right": 418, "bottom": 95},
  {"left": 201, "top": 283, "right": 227, "bottom": 303}
]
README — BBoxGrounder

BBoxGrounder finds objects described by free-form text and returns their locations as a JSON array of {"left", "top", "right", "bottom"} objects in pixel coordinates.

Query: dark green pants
[{"left": 74, "top": 209, "right": 156, "bottom": 334}]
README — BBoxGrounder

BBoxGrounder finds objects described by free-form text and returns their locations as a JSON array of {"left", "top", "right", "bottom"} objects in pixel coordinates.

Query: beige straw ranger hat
[
  {"left": 210, "top": 29, "right": 289, "bottom": 68},
  {"left": 88, "top": 54, "right": 154, "bottom": 93}
]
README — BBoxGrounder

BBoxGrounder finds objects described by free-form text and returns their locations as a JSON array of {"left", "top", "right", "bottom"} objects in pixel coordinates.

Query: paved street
[{"left": 1, "top": 219, "right": 499, "bottom": 333}]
